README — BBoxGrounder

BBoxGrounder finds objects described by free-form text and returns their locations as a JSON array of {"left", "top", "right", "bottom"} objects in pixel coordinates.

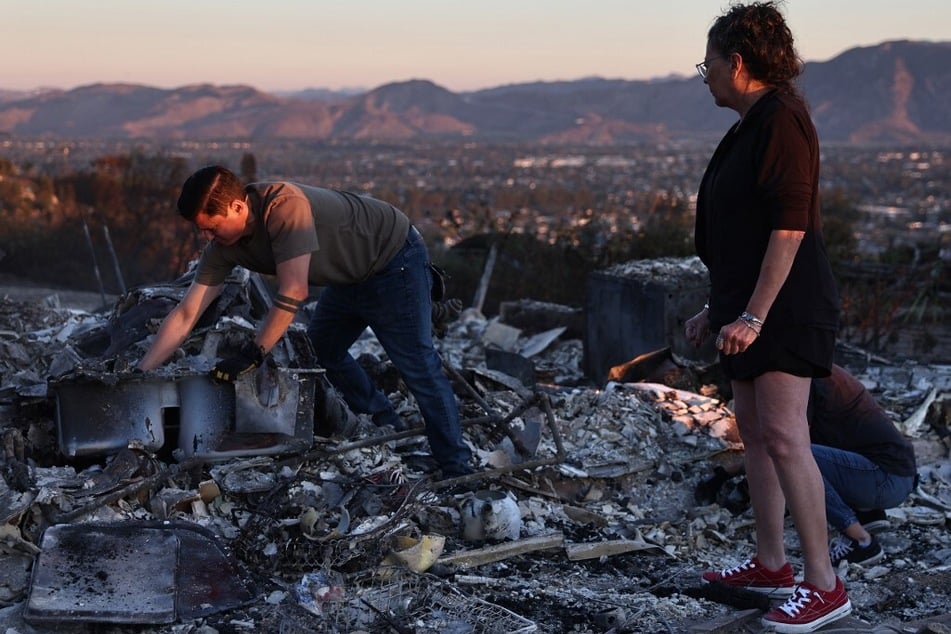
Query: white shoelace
[
  {"left": 719, "top": 559, "right": 755, "bottom": 576},
  {"left": 778, "top": 585, "right": 819, "bottom": 616},
  {"left": 829, "top": 535, "right": 855, "bottom": 561}
]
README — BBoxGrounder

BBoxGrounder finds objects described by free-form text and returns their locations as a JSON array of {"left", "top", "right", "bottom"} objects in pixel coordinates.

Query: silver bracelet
[
  {"left": 740, "top": 319, "right": 761, "bottom": 335},
  {"left": 739, "top": 311, "right": 764, "bottom": 328}
]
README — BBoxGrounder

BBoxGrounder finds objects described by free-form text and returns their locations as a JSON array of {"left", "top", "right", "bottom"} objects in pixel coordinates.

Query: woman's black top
[{"left": 696, "top": 88, "right": 840, "bottom": 334}]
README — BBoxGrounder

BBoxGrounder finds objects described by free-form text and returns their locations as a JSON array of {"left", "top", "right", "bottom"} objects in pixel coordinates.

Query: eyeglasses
[{"left": 696, "top": 55, "right": 726, "bottom": 79}]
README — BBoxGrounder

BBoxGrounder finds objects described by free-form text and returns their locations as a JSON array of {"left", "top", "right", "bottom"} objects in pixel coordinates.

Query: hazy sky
[{"left": 5, "top": 0, "right": 949, "bottom": 93}]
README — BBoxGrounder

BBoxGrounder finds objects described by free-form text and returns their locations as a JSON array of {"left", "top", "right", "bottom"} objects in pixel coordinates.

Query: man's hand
[{"left": 210, "top": 340, "right": 265, "bottom": 383}]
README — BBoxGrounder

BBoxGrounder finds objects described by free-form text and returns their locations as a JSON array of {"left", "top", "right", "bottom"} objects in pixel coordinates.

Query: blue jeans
[
  {"left": 307, "top": 229, "right": 472, "bottom": 477},
  {"left": 812, "top": 444, "right": 916, "bottom": 532}
]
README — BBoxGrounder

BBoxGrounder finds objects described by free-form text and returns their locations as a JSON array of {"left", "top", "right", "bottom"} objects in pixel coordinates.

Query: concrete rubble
[{"left": 0, "top": 266, "right": 950, "bottom": 633}]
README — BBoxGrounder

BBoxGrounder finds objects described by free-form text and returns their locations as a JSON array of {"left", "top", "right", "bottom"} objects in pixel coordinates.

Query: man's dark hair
[
  {"left": 708, "top": 1, "right": 802, "bottom": 90},
  {"left": 177, "top": 165, "right": 245, "bottom": 221}
]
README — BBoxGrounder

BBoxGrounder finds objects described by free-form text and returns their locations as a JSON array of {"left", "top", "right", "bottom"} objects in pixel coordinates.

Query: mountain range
[{"left": 1, "top": 40, "right": 949, "bottom": 145}]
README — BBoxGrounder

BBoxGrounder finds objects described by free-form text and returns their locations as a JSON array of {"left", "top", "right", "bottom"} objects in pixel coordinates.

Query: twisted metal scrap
[{"left": 234, "top": 472, "right": 432, "bottom": 577}]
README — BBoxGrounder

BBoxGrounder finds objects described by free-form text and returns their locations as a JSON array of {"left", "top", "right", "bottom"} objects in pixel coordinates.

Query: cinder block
[{"left": 584, "top": 256, "right": 714, "bottom": 383}]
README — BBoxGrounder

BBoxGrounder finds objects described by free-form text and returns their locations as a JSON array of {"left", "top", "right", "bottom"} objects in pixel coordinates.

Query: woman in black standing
[{"left": 684, "top": 3, "right": 848, "bottom": 632}]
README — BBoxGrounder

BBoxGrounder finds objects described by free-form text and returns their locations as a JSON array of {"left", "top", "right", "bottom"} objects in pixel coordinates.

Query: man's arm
[
  {"left": 138, "top": 281, "right": 223, "bottom": 370},
  {"left": 253, "top": 253, "right": 312, "bottom": 353}
]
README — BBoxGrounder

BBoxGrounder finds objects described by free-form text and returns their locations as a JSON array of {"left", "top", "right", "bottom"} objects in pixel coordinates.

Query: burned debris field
[{"left": 1, "top": 262, "right": 950, "bottom": 633}]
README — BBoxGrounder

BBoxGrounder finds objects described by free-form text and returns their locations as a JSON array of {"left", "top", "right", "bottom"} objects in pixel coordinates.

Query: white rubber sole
[{"left": 762, "top": 599, "right": 852, "bottom": 633}]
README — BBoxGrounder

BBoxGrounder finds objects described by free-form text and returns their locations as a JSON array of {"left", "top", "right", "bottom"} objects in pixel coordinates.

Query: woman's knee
[{"left": 762, "top": 433, "right": 811, "bottom": 463}]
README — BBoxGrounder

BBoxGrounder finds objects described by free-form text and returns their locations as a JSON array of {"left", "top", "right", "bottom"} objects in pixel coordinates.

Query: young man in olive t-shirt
[{"left": 138, "top": 165, "right": 473, "bottom": 479}]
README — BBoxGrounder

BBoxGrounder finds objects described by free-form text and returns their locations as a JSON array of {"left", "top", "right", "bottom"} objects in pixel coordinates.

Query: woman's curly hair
[{"left": 708, "top": 1, "right": 802, "bottom": 89}]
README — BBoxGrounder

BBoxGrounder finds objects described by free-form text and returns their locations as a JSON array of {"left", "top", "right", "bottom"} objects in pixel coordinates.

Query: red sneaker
[
  {"left": 762, "top": 577, "right": 852, "bottom": 633},
  {"left": 701, "top": 556, "right": 796, "bottom": 595}
]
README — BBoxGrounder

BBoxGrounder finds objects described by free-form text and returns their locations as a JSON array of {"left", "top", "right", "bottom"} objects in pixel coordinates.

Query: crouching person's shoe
[
  {"left": 762, "top": 577, "right": 851, "bottom": 633},
  {"left": 854, "top": 508, "right": 889, "bottom": 532},
  {"left": 829, "top": 534, "right": 884, "bottom": 567},
  {"left": 701, "top": 556, "right": 796, "bottom": 596}
]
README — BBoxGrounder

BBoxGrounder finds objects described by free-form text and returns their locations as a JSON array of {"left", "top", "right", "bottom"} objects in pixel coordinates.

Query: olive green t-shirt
[{"left": 195, "top": 182, "right": 411, "bottom": 287}]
